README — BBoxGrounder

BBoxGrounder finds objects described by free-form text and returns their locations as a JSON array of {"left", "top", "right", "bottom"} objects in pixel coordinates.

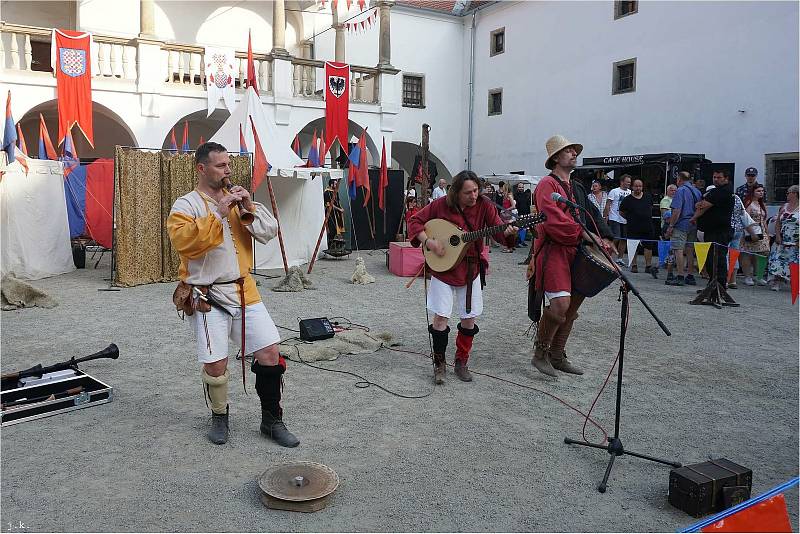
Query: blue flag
[{"left": 657, "top": 240, "right": 671, "bottom": 266}]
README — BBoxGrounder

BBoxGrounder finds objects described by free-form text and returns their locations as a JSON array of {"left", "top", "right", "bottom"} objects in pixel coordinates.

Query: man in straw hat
[{"left": 527, "top": 135, "right": 614, "bottom": 377}]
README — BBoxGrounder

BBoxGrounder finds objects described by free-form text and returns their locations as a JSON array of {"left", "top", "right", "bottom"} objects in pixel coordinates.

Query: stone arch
[
  {"left": 161, "top": 108, "right": 231, "bottom": 151},
  {"left": 293, "top": 118, "right": 379, "bottom": 166},
  {"left": 18, "top": 100, "right": 137, "bottom": 159},
  {"left": 390, "top": 140, "right": 454, "bottom": 186}
]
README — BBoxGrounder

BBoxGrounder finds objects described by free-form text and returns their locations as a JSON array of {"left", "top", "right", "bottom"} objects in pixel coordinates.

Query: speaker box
[{"left": 299, "top": 317, "right": 335, "bottom": 341}]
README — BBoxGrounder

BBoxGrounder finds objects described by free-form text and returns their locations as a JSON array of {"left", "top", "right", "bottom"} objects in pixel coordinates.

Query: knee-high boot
[
  {"left": 454, "top": 323, "right": 479, "bottom": 382},
  {"left": 429, "top": 324, "right": 450, "bottom": 385},
  {"left": 252, "top": 358, "right": 300, "bottom": 448},
  {"left": 548, "top": 313, "right": 583, "bottom": 375},
  {"left": 531, "top": 308, "right": 563, "bottom": 378}
]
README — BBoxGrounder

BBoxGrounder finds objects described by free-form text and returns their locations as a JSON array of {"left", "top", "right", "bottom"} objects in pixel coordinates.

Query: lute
[{"left": 422, "top": 212, "right": 546, "bottom": 272}]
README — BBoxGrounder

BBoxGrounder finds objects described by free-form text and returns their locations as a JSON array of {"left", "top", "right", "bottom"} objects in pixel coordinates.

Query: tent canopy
[
  {"left": 211, "top": 88, "right": 342, "bottom": 269},
  {"left": 481, "top": 174, "right": 543, "bottom": 190}
]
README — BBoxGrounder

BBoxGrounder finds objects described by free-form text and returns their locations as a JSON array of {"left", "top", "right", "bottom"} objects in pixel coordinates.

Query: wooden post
[
  {"left": 307, "top": 201, "right": 334, "bottom": 274},
  {"left": 420, "top": 123, "right": 430, "bottom": 207},
  {"left": 265, "top": 176, "right": 289, "bottom": 274}
]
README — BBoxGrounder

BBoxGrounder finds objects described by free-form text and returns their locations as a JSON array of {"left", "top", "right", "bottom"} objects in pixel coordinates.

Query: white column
[
  {"left": 272, "top": 0, "right": 289, "bottom": 57},
  {"left": 139, "top": 0, "right": 156, "bottom": 39},
  {"left": 377, "top": 0, "right": 394, "bottom": 68},
  {"left": 332, "top": 0, "right": 345, "bottom": 63}
]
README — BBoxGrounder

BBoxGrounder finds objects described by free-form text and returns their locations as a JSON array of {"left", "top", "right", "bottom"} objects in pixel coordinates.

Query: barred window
[
  {"left": 488, "top": 88, "right": 502, "bottom": 116},
  {"left": 766, "top": 154, "right": 799, "bottom": 203},
  {"left": 402, "top": 74, "right": 425, "bottom": 108},
  {"left": 613, "top": 58, "right": 636, "bottom": 94},
  {"left": 614, "top": 0, "right": 638, "bottom": 19},
  {"left": 490, "top": 28, "right": 505, "bottom": 56}
]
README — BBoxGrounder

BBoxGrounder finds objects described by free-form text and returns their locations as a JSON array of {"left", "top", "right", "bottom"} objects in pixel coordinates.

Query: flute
[{"left": 224, "top": 178, "right": 255, "bottom": 224}]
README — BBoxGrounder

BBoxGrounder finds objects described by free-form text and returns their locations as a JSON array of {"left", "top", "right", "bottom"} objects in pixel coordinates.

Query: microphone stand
[{"left": 556, "top": 198, "right": 680, "bottom": 493}]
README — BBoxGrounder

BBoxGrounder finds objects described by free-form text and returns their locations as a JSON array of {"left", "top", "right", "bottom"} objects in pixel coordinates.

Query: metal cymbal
[{"left": 258, "top": 461, "right": 339, "bottom": 502}]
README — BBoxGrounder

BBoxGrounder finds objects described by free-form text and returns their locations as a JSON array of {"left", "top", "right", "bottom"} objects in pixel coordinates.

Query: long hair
[
  {"left": 744, "top": 185, "right": 768, "bottom": 218},
  {"left": 446, "top": 170, "right": 482, "bottom": 208}
]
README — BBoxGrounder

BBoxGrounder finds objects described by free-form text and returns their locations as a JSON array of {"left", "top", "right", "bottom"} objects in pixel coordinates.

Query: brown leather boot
[
  {"left": 549, "top": 349, "right": 584, "bottom": 375},
  {"left": 454, "top": 361, "right": 473, "bottom": 382},
  {"left": 432, "top": 352, "right": 446, "bottom": 384},
  {"left": 531, "top": 340, "right": 557, "bottom": 377}
]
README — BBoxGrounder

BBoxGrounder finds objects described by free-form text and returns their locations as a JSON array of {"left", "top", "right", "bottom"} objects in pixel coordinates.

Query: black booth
[
  {"left": 348, "top": 168, "right": 405, "bottom": 249},
  {"left": 575, "top": 153, "right": 711, "bottom": 196}
]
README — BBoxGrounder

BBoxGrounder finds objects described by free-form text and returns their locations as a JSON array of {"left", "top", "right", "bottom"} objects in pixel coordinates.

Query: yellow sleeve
[{"left": 166, "top": 211, "right": 224, "bottom": 260}]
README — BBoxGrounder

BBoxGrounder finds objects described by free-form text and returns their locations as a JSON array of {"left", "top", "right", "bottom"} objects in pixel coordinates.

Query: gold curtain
[{"left": 113, "top": 148, "right": 252, "bottom": 286}]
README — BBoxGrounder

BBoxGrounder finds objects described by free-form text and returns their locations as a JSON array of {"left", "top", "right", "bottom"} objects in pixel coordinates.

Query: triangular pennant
[
  {"left": 790, "top": 263, "right": 799, "bottom": 304},
  {"left": 361, "top": 21, "right": 365, "bottom": 30},
  {"left": 657, "top": 240, "right": 671, "bottom": 266},
  {"left": 727, "top": 249, "right": 741, "bottom": 278},
  {"left": 755, "top": 253, "right": 768, "bottom": 280},
  {"left": 694, "top": 242, "right": 712, "bottom": 272},
  {"left": 248, "top": 115, "right": 271, "bottom": 193},
  {"left": 626, "top": 240, "right": 640, "bottom": 267}
]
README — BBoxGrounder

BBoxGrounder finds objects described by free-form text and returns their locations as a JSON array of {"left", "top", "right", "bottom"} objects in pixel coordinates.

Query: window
[
  {"left": 612, "top": 58, "right": 636, "bottom": 94},
  {"left": 765, "top": 153, "right": 799, "bottom": 203},
  {"left": 490, "top": 27, "right": 505, "bottom": 56},
  {"left": 402, "top": 74, "right": 425, "bottom": 108},
  {"left": 30, "top": 39, "right": 53, "bottom": 73},
  {"left": 488, "top": 88, "right": 502, "bottom": 116},
  {"left": 614, "top": 0, "right": 638, "bottom": 19}
]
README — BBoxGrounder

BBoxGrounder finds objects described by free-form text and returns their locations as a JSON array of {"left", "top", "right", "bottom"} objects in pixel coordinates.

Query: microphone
[{"left": 550, "top": 192, "right": 581, "bottom": 210}]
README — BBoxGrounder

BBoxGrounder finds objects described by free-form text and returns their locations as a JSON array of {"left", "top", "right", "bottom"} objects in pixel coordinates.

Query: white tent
[
  {"left": 481, "top": 174, "right": 543, "bottom": 190},
  {"left": 1, "top": 157, "right": 76, "bottom": 279},
  {"left": 211, "top": 88, "right": 343, "bottom": 270}
]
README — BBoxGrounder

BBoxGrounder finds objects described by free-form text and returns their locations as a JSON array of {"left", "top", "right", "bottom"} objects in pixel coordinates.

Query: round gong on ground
[{"left": 258, "top": 461, "right": 339, "bottom": 512}]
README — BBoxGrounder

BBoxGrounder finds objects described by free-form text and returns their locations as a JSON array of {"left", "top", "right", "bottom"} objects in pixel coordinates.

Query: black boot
[
  {"left": 208, "top": 405, "right": 229, "bottom": 445},
  {"left": 252, "top": 360, "right": 300, "bottom": 448}
]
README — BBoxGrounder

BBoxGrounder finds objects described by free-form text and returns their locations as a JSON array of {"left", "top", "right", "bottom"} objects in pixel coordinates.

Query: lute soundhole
[{"left": 449, "top": 235, "right": 460, "bottom": 246}]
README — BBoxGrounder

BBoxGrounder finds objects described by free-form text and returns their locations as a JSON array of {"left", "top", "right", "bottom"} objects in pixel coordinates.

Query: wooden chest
[{"left": 668, "top": 458, "right": 752, "bottom": 517}]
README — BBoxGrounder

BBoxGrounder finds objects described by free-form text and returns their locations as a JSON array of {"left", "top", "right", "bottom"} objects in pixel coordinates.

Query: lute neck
[{"left": 460, "top": 221, "right": 511, "bottom": 243}]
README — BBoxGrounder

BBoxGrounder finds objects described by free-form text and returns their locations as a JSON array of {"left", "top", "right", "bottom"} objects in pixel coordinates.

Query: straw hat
[{"left": 545, "top": 135, "right": 583, "bottom": 169}]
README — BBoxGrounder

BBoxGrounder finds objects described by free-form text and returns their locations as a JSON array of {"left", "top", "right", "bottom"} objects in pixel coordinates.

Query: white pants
[
  {"left": 192, "top": 301, "right": 281, "bottom": 363},
  {"left": 427, "top": 276, "right": 483, "bottom": 319}
]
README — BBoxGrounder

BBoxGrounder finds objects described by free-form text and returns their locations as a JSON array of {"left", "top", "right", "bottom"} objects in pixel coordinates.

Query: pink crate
[{"left": 388, "top": 242, "right": 424, "bottom": 277}]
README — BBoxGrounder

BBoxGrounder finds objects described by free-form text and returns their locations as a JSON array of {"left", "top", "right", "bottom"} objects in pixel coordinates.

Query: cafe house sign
[{"left": 601, "top": 155, "right": 645, "bottom": 165}]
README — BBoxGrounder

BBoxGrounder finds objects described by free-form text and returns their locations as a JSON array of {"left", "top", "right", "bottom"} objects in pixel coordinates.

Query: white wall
[{"left": 470, "top": 0, "right": 799, "bottom": 190}]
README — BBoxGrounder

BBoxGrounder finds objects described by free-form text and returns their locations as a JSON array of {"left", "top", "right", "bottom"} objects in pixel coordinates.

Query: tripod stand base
[
  {"left": 690, "top": 280, "right": 739, "bottom": 308},
  {"left": 564, "top": 436, "right": 681, "bottom": 493}
]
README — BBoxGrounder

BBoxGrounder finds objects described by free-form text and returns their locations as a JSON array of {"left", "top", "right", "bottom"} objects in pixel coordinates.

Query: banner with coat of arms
[
  {"left": 51, "top": 29, "right": 94, "bottom": 146},
  {"left": 325, "top": 62, "right": 350, "bottom": 152},
  {"left": 203, "top": 46, "right": 236, "bottom": 117}
]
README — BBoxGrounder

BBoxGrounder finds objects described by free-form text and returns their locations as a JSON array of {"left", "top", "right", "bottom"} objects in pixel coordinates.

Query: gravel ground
[{"left": 1, "top": 247, "right": 797, "bottom": 533}]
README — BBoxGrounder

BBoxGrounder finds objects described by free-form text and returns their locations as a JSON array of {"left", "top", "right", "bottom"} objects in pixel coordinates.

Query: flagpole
[{"left": 265, "top": 176, "right": 289, "bottom": 274}]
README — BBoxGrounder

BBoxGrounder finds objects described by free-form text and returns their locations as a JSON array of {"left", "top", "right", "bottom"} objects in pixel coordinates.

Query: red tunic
[
  {"left": 408, "top": 196, "right": 505, "bottom": 286},
  {"left": 533, "top": 176, "right": 583, "bottom": 293}
]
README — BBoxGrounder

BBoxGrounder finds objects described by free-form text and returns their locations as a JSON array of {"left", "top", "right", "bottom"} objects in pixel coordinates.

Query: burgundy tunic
[
  {"left": 533, "top": 175, "right": 583, "bottom": 293},
  {"left": 408, "top": 196, "right": 505, "bottom": 286}
]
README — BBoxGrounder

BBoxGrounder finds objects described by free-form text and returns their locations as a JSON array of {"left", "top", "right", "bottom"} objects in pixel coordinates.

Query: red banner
[
  {"left": 325, "top": 62, "right": 350, "bottom": 152},
  {"left": 85, "top": 159, "right": 113, "bottom": 248},
  {"left": 52, "top": 29, "right": 94, "bottom": 146}
]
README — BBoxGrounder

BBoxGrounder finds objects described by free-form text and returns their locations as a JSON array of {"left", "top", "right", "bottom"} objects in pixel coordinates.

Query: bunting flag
[
  {"left": 248, "top": 115, "right": 271, "bottom": 193},
  {"left": 292, "top": 134, "right": 301, "bottom": 157},
  {"left": 325, "top": 62, "right": 350, "bottom": 151},
  {"left": 246, "top": 30, "right": 259, "bottom": 94},
  {"left": 52, "top": 29, "right": 94, "bottom": 146},
  {"left": 378, "top": 137, "right": 388, "bottom": 210},
  {"left": 694, "top": 242, "right": 711, "bottom": 272},
  {"left": 626, "top": 240, "right": 640, "bottom": 267},
  {"left": 346, "top": 0, "right": 351, "bottom": 9},
  {"left": 203, "top": 46, "right": 236, "bottom": 116},
  {"left": 16, "top": 124, "right": 28, "bottom": 155},
  {"left": 239, "top": 124, "right": 248, "bottom": 155},
  {"left": 39, "top": 114, "right": 58, "bottom": 160},
  {"left": 61, "top": 128, "right": 79, "bottom": 178},
  {"left": 657, "top": 240, "right": 671, "bottom": 266},
  {"left": 755, "top": 254, "right": 768, "bottom": 280},
  {"left": 3, "top": 91, "right": 28, "bottom": 174},
  {"left": 318, "top": 130, "right": 327, "bottom": 168},
  {"left": 727, "top": 249, "right": 741, "bottom": 279},
  {"left": 358, "top": 0, "right": 365, "bottom": 10},
  {"left": 307, "top": 129, "right": 319, "bottom": 167},
  {"left": 356, "top": 130, "right": 370, "bottom": 206},
  {"left": 169, "top": 127, "right": 178, "bottom": 151},
  {"left": 790, "top": 263, "right": 799, "bottom": 304},
  {"left": 181, "top": 121, "right": 190, "bottom": 153},
  {"left": 347, "top": 139, "right": 360, "bottom": 200}
]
